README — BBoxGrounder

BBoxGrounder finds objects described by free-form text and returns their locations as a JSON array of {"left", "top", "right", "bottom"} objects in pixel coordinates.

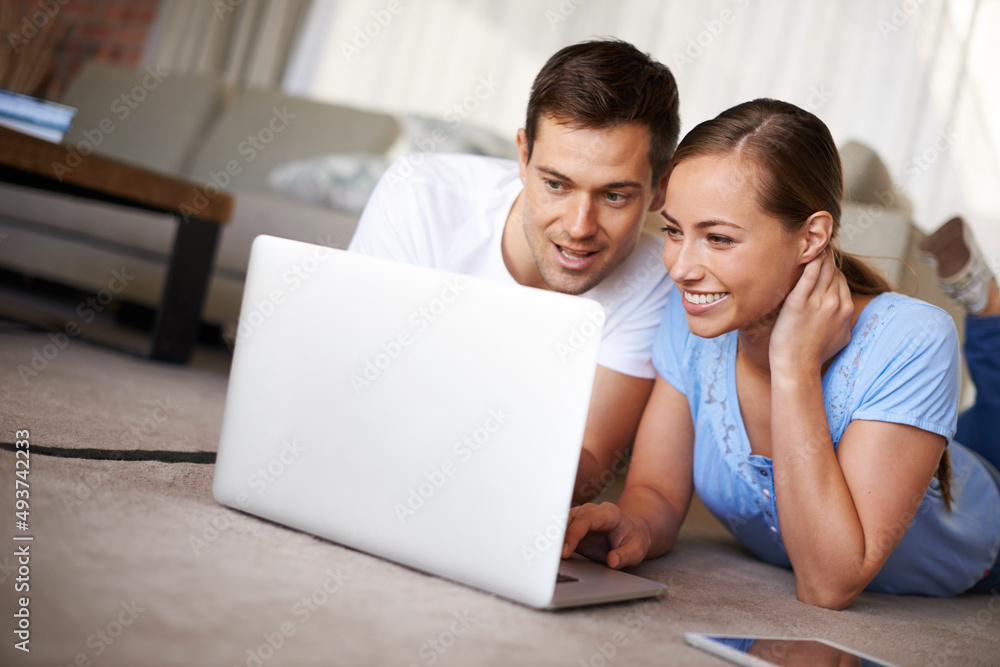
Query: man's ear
[
  {"left": 516, "top": 128, "right": 529, "bottom": 183},
  {"left": 801, "top": 211, "right": 834, "bottom": 263},
  {"left": 648, "top": 172, "right": 668, "bottom": 211}
]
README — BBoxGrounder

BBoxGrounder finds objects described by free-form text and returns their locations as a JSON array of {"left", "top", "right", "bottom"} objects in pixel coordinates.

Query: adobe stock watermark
[
  {"left": 59, "top": 397, "right": 177, "bottom": 514},
  {"left": 670, "top": 0, "right": 750, "bottom": 73},
  {"left": 578, "top": 449, "right": 631, "bottom": 501},
  {"left": 802, "top": 84, "right": 833, "bottom": 113},
  {"left": 179, "top": 106, "right": 297, "bottom": 223},
  {"left": 340, "top": 0, "right": 404, "bottom": 62},
  {"left": 223, "top": 234, "right": 339, "bottom": 351},
  {"left": 382, "top": 75, "right": 501, "bottom": 190},
  {"left": 406, "top": 610, "right": 478, "bottom": 667},
  {"left": 59, "top": 471, "right": 145, "bottom": 517},
  {"left": 17, "top": 266, "right": 135, "bottom": 385},
  {"left": 521, "top": 511, "right": 568, "bottom": 564},
  {"left": 927, "top": 588, "right": 1000, "bottom": 666},
  {"left": 189, "top": 438, "right": 306, "bottom": 556},
  {"left": 897, "top": 305, "right": 953, "bottom": 359},
  {"left": 5, "top": 0, "right": 69, "bottom": 54},
  {"left": 394, "top": 407, "right": 510, "bottom": 524},
  {"left": 578, "top": 597, "right": 664, "bottom": 667},
  {"left": 558, "top": 233, "right": 659, "bottom": 360},
  {"left": 878, "top": 0, "right": 929, "bottom": 39},
  {"left": 900, "top": 127, "right": 959, "bottom": 186},
  {"left": 50, "top": 65, "right": 170, "bottom": 181},
  {"left": 841, "top": 201, "right": 897, "bottom": 247},
  {"left": 56, "top": 600, "right": 145, "bottom": 667},
  {"left": 607, "top": 242, "right": 664, "bottom": 307},
  {"left": 555, "top": 307, "right": 606, "bottom": 362},
  {"left": 126, "top": 396, "right": 178, "bottom": 441},
  {"left": 351, "top": 276, "right": 468, "bottom": 394},
  {"left": 840, "top": 130, "right": 960, "bottom": 242},
  {"left": 546, "top": 0, "right": 586, "bottom": 30},
  {"left": 234, "top": 568, "right": 350, "bottom": 667}
]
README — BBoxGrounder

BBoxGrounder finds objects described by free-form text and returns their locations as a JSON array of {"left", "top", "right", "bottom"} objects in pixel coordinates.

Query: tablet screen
[{"left": 684, "top": 633, "right": 899, "bottom": 667}]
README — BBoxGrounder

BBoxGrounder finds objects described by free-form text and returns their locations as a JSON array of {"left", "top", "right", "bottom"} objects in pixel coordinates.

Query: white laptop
[{"left": 212, "top": 235, "right": 667, "bottom": 609}]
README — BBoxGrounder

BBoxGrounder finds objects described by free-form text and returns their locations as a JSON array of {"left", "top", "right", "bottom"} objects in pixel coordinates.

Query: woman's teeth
[{"left": 684, "top": 291, "right": 728, "bottom": 305}]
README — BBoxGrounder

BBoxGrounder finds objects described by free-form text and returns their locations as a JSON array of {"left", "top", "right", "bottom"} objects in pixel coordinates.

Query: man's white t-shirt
[{"left": 348, "top": 153, "right": 672, "bottom": 379}]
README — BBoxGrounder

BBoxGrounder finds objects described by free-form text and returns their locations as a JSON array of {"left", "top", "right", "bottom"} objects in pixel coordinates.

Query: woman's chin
[{"left": 683, "top": 315, "right": 730, "bottom": 339}]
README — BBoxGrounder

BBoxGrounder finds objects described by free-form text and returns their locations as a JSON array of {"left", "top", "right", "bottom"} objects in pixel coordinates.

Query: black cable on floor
[{"left": 0, "top": 442, "right": 216, "bottom": 464}]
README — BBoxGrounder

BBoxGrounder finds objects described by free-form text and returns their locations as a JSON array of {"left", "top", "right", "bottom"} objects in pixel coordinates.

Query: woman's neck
[
  {"left": 736, "top": 308, "right": 779, "bottom": 377},
  {"left": 736, "top": 293, "right": 877, "bottom": 378}
]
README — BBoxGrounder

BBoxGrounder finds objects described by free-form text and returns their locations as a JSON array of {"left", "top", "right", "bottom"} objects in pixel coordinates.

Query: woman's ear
[{"left": 801, "top": 211, "right": 834, "bottom": 263}]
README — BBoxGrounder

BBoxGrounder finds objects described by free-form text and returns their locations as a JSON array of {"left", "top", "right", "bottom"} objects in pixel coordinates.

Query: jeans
[
  {"left": 958, "top": 314, "right": 1000, "bottom": 594},
  {"left": 956, "top": 314, "right": 1000, "bottom": 472}
]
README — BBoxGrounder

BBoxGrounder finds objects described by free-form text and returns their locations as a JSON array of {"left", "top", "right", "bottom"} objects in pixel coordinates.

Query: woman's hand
[
  {"left": 769, "top": 250, "right": 853, "bottom": 377},
  {"left": 562, "top": 502, "right": 651, "bottom": 569}
]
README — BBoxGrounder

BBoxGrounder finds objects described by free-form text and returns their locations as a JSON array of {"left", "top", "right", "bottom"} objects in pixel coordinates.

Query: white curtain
[
  {"left": 144, "top": 0, "right": 312, "bottom": 90},
  {"left": 282, "top": 0, "right": 1000, "bottom": 257}
]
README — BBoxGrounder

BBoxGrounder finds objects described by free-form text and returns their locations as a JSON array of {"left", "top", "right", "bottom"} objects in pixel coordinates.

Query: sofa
[{"left": 0, "top": 62, "right": 515, "bottom": 329}]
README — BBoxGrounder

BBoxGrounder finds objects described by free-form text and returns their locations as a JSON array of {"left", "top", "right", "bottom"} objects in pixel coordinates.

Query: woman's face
[{"left": 660, "top": 155, "right": 806, "bottom": 340}]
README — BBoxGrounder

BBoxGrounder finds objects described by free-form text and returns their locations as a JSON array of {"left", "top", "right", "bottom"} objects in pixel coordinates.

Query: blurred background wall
[{"left": 278, "top": 0, "right": 1000, "bottom": 252}]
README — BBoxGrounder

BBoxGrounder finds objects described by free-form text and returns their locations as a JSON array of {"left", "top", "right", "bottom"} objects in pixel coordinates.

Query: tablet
[{"left": 684, "top": 633, "right": 899, "bottom": 667}]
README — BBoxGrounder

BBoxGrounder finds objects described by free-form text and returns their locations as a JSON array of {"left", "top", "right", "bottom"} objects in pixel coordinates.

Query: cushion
[
  {"left": 268, "top": 153, "right": 388, "bottom": 213},
  {"left": 60, "top": 63, "right": 226, "bottom": 176},
  {"left": 839, "top": 140, "right": 912, "bottom": 215},
  {"left": 839, "top": 201, "right": 913, "bottom": 288},
  {"left": 267, "top": 113, "right": 516, "bottom": 212},
  {"left": 187, "top": 90, "right": 401, "bottom": 194}
]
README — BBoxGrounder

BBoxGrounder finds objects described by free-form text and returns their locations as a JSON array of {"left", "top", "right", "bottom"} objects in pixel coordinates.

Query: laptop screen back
[{"left": 213, "top": 236, "right": 605, "bottom": 608}]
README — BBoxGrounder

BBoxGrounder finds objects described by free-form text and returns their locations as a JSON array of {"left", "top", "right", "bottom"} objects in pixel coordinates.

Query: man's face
[{"left": 514, "top": 115, "right": 666, "bottom": 295}]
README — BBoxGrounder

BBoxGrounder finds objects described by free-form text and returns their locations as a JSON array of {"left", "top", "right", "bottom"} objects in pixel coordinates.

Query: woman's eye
[
  {"left": 661, "top": 225, "right": 681, "bottom": 238},
  {"left": 708, "top": 235, "right": 734, "bottom": 246}
]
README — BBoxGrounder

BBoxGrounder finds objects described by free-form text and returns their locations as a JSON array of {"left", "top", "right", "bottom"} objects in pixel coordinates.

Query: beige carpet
[{"left": 1, "top": 324, "right": 998, "bottom": 667}]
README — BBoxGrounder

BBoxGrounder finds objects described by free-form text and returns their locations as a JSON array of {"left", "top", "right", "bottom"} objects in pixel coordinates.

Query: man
[{"left": 349, "top": 39, "right": 681, "bottom": 504}]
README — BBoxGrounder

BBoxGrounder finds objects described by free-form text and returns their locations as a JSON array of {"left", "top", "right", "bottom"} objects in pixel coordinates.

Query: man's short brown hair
[{"left": 525, "top": 38, "right": 681, "bottom": 182}]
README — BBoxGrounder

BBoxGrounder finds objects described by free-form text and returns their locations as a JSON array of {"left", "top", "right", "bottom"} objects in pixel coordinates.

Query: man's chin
[{"left": 538, "top": 264, "right": 606, "bottom": 295}]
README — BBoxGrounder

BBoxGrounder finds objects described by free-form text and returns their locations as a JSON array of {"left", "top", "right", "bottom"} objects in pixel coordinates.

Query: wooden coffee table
[{"left": 0, "top": 124, "right": 234, "bottom": 362}]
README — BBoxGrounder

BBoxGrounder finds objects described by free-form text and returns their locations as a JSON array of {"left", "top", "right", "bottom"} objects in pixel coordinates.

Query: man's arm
[{"left": 572, "top": 365, "right": 654, "bottom": 504}]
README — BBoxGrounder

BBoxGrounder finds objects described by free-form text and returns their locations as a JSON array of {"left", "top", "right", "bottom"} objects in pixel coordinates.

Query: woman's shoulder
[
  {"left": 859, "top": 290, "right": 950, "bottom": 318},
  {"left": 853, "top": 292, "right": 958, "bottom": 349},
  {"left": 845, "top": 291, "right": 960, "bottom": 389}
]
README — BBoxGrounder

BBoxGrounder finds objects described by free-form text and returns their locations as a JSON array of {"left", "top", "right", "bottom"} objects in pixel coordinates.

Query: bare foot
[{"left": 977, "top": 278, "right": 1000, "bottom": 317}]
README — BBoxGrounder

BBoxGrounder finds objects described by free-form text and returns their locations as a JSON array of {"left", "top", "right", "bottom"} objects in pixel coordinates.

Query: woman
[{"left": 562, "top": 99, "right": 1000, "bottom": 609}]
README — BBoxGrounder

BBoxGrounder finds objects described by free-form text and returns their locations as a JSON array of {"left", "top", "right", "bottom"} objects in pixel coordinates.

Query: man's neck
[{"left": 500, "top": 189, "right": 546, "bottom": 288}]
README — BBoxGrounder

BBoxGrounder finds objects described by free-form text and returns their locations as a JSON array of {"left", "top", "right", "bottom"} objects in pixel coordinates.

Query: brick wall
[
  {"left": 1, "top": 0, "right": 162, "bottom": 100},
  {"left": 47, "top": 0, "right": 163, "bottom": 99}
]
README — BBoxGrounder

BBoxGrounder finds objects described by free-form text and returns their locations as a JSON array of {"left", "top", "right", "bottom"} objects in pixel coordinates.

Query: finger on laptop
[{"left": 562, "top": 502, "right": 645, "bottom": 568}]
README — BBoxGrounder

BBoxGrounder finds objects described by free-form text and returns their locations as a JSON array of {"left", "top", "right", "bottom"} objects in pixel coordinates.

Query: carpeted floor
[{"left": 1, "top": 321, "right": 998, "bottom": 667}]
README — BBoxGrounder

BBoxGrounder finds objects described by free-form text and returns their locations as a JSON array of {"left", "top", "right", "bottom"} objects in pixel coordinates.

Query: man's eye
[
  {"left": 546, "top": 180, "right": 564, "bottom": 191},
  {"left": 606, "top": 192, "right": 626, "bottom": 203}
]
